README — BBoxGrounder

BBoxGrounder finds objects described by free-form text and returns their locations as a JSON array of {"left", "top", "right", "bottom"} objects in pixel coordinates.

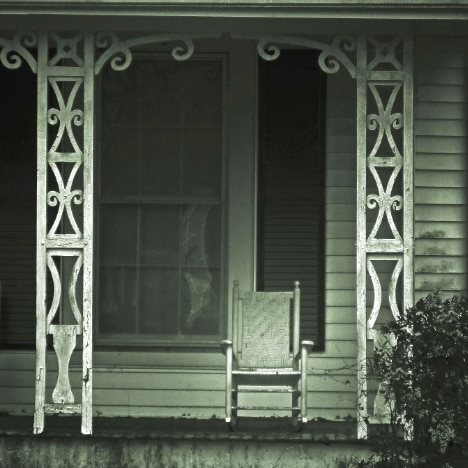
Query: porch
[{"left": 0, "top": 1, "right": 467, "bottom": 464}]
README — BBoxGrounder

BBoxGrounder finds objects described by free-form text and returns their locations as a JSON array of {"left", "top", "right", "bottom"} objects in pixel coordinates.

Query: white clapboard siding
[{"left": 414, "top": 36, "right": 468, "bottom": 300}]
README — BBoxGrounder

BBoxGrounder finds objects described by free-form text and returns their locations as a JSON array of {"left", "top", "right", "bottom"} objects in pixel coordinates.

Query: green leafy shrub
[{"left": 355, "top": 294, "right": 468, "bottom": 467}]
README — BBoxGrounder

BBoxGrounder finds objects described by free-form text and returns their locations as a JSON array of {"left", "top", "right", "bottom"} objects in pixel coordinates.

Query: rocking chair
[{"left": 221, "top": 280, "right": 314, "bottom": 429}]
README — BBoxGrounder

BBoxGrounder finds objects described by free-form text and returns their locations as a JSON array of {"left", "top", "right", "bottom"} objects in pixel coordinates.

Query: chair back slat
[{"left": 238, "top": 291, "right": 293, "bottom": 368}]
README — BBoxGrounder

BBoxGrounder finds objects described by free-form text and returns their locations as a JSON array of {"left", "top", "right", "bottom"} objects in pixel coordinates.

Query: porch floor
[
  {"left": 1, "top": 415, "right": 357, "bottom": 442},
  {"left": 0, "top": 416, "right": 371, "bottom": 467}
]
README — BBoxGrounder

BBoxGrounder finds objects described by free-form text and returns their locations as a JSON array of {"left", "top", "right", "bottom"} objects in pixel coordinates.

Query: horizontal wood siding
[{"left": 414, "top": 36, "right": 468, "bottom": 299}]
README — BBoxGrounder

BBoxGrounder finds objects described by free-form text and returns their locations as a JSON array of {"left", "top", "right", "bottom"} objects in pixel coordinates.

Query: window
[
  {"left": 257, "top": 50, "right": 326, "bottom": 349},
  {"left": 97, "top": 55, "right": 225, "bottom": 345}
]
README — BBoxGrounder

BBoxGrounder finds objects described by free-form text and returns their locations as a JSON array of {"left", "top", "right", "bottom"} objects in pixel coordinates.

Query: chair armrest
[
  {"left": 300, "top": 340, "right": 314, "bottom": 355},
  {"left": 221, "top": 339, "right": 232, "bottom": 356},
  {"left": 294, "top": 340, "right": 314, "bottom": 364}
]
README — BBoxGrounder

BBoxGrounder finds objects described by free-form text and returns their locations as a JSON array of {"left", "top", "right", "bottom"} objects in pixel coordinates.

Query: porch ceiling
[{"left": 0, "top": 0, "right": 467, "bottom": 22}]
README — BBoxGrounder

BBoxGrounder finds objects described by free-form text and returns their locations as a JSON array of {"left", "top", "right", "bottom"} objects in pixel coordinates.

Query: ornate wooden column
[
  {"left": 356, "top": 36, "right": 414, "bottom": 439},
  {"left": 34, "top": 32, "right": 95, "bottom": 434}
]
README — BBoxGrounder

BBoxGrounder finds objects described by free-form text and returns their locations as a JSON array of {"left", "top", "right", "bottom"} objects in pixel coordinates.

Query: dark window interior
[
  {"left": 0, "top": 65, "right": 37, "bottom": 348},
  {"left": 257, "top": 49, "right": 326, "bottom": 350}
]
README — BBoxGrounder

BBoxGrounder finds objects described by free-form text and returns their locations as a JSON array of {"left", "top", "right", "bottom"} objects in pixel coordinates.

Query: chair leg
[
  {"left": 300, "top": 345, "right": 310, "bottom": 425},
  {"left": 226, "top": 386, "right": 238, "bottom": 430},
  {"left": 227, "top": 409, "right": 237, "bottom": 431},
  {"left": 292, "top": 389, "right": 303, "bottom": 431}
]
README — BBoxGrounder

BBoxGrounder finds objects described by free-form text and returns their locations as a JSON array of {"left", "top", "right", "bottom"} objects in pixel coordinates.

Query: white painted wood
[
  {"left": 34, "top": 32, "right": 49, "bottom": 435},
  {"left": 81, "top": 31, "right": 94, "bottom": 435},
  {"left": 355, "top": 35, "right": 368, "bottom": 440}
]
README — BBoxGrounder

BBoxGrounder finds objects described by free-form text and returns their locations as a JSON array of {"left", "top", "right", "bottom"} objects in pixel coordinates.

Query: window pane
[
  {"left": 140, "top": 128, "right": 180, "bottom": 197},
  {"left": 183, "top": 128, "right": 222, "bottom": 197},
  {"left": 140, "top": 206, "right": 180, "bottom": 266},
  {"left": 138, "top": 60, "right": 181, "bottom": 127},
  {"left": 182, "top": 267, "right": 220, "bottom": 334},
  {"left": 182, "top": 60, "right": 222, "bottom": 127},
  {"left": 99, "top": 266, "right": 137, "bottom": 334},
  {"left": 102, "top": 67, "right": 138, "bottom": 125},
  {"left": 182, "top": 205, "right": 221, "bottom": 269},
  {"left": 139, "top": 268, "right": 179, "bottom": 335},
  {"left": 181, "top": 205, "right": 221, "bottom": 334},
  {"left": 100, "top": 205, "right": 138, "bottom": 265},
  {"left": 101, "top": 127, "right": 139, "bottom": 197}
]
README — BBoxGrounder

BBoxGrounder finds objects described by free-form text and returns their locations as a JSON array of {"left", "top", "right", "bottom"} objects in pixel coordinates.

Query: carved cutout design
[
  {"left": 50, "top": 325, "right": 80, "bottom": 404},
  {"left": 368, "top": 37, "right": 403, "bottom": 71},
  {"left": 46, "top": 251, "right": 83, "bottom": 333},
  {"left": 48, "top": 78, "right": 84, "bottom": 154},
  {"left": 46, "top": 78, "right": 85, "bottom": 237},
  {"left": 366, "top": 82, "right": 404, "bottom": 245},
  {"left": 367, "top": 256, "right": 403, "bottom": 339},
  {"left": 49, "top": 33, "right": 84, "bottom": 67},
  {"left": 47, "top": 160, "right": 83, "bottom": 237},
  {"left": 367, "top": 166, "right": 403, "bottom": 244},
  {"left": 367, "top": 83, "right": 403, "bottom": 159}
]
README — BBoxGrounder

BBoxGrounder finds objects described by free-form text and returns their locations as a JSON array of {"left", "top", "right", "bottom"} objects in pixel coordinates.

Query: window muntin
[{"left": 97, "top": 55, "right": 225, "bottom": 345}]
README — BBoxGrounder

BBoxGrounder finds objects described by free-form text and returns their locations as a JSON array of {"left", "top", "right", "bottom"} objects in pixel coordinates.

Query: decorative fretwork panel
[
  {"left": 34, "top": 32, "right": 94, "bottom": 435},
  {"left": 356, "top": 35, "right": 413, "bottom": 438}
]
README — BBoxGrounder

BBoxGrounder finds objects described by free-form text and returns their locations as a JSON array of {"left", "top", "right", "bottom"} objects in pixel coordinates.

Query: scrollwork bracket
[
  {"left": 241, "top": 34, "right": 357, "bottom": 78},
  {"left": 0, "top": 31, "right": 37, "bottom": 73},
  {"left": 94, "top": 33, "right": 220, "bottom": 75}
]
